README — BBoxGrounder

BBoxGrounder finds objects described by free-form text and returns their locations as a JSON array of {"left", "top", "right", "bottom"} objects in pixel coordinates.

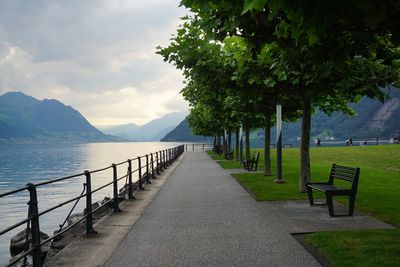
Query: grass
[
  {"left": 303, "top": 229, "right": 400, "bottom": 267},
  {"left": 207, "top": 145, "right": 400, "bottom": 266}
]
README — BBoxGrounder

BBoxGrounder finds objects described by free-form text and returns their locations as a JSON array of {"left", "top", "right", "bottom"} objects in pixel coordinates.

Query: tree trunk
[
  {"left": 300, "top": 97, "right": 311, "bottom": 192},
  {"left": 217, "top": 134, "right": 222, "bottom": 155},
  {"left": 213, "top": 135, "right": 217, "bottom": 151},
  {"left": 223, "top": 130, "right": 227, "bottom": 156},
  {"left": 235, "top": 127, "right": 240, "bottom": 161},
  {"left": 264, "top": 110, "right": 272, "bottom": 176},
  {"left": 245, "top": 123, "right": 251, "bottom": 160},
  {"left": 228, "top": 129, "right": 232, "bottom": 153}
]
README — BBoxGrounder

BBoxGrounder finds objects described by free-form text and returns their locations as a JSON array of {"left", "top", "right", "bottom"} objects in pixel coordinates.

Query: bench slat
[{"left": 332, "top": 174, "right": 355, "bottom": 182}]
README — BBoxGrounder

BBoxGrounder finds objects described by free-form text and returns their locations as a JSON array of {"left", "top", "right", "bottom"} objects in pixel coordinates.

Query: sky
[{"left": 0, "top": 0, "right": 189, "bottom": 126}]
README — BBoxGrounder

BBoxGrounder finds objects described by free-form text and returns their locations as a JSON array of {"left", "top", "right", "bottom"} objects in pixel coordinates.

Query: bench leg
[
  {"left": 349, "top": 194, "right": 356, "bottom": 216},
  {"left": 306, "top": 186, "right": 314, "bottom": 205},
  {"left": 250, "top": 162, "right": 256, "bottom": 171},
  {"left": 327, "top": 195, "right": 335, "bottom": 217}
]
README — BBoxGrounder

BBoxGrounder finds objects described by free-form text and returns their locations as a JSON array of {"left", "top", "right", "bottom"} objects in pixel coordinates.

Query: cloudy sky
[{"left": 0, "top": 0, "right": 189, "bottom": 126}]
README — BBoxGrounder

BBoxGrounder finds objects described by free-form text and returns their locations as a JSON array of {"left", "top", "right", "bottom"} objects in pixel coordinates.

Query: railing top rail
[
  {"left": 35, "top": 172, "right": 85, "bottom": 187},
  {"left": 114, "top": 160, "right": 129, "bottom": 167},
  {"left": 0, "top": 147, "right": 182, "bottom": 197},
  {"left": 0, "top": 186, "right": 29, "bottom": 198}
]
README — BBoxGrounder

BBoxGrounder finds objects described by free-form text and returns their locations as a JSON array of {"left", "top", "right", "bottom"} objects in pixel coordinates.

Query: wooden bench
[
  {"left": 306, "top": 164, "right": 360, "bottom": 217},
  {"left": 243, "top": 151, "right": 260, "bottom": 171}
]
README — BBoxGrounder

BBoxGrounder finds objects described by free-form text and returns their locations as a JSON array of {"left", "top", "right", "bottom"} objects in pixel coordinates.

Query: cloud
[{"left": 0, "top": 0, "right": 189, "bottom": 125}]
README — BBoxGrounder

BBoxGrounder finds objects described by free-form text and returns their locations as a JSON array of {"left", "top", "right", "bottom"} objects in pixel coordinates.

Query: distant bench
[
  {"left": 225, "top": 149, "right": 234, "bottom": 160},
  {"left": 306, "top": 163, "right": 360, "bottom": 217},
  {"left": 243, "top": 151, "right": 260, "bottom": 171}
]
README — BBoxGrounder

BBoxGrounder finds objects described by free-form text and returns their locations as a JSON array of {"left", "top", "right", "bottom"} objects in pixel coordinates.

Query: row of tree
[{"left": 157, "top": 0, "right": 400, "bottom": 192}]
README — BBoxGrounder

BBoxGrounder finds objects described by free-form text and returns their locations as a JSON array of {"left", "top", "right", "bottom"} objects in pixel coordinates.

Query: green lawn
[{"left": 207, "top": 145, "right": 400, "bottom": 266}]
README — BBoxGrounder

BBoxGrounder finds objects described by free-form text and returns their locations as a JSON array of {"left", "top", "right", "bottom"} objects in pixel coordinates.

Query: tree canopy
[{"left": 158, "top": 0, "right": 400, "bottom": 191}]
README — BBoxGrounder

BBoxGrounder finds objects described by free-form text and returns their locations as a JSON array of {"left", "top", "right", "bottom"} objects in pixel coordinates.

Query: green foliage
[
  {"left": 303, "top": 230, "right": 400, "bottom": 267},
  {"left": 243, "top": 0, "right": 267, "bottom": 14},
  {"left": 243, "top": 1, "right": 400, "bottom": 46},
  {"left": 163, "top": 0, "right": 400, "bottom": 190}
]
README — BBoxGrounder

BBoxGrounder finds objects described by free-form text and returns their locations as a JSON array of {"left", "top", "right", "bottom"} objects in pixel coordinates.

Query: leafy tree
[
  {"left": 180, "top": 0, "right": 400, "bottom": 192},
  {"left": 158, "top": 16, "right": 265, "bottom": 161},
  {"left": 243, "top": 1, "right": 400, "bottom": 190}
]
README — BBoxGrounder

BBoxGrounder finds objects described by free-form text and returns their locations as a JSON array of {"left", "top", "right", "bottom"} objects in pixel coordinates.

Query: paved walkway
[{"left": 103, "top": 152, "right": 392, "bottom": 267}]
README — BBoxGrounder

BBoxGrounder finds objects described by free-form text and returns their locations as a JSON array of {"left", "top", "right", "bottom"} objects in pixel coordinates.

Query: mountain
[
  {"left": 0, "top": 92, "right": 121, "bottom": 143},
  {"left": 161, "top": 88, "right": 400, "bottom": 145},
  {"left": 161, "top": 118, "right": 213, "bottom": 142},
  {"left": 97, "top": 123, "right": 140, "bottom": 140},
  {"left": 249, "top": 88, "right": 400, "bottom": 146},
  {"left": 101, "top": 112, "right": 187, "bottom": 141}
]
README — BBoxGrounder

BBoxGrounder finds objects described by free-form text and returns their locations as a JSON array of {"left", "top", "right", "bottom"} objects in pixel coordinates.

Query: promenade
[
  {"left": 101, "top": 151, "right": 390, "bottom": 267},
  {"left": 46, "top": 151, "right": 393, "bottom": 266}
]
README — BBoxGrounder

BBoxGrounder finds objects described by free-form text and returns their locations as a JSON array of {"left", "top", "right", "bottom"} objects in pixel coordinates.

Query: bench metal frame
[
  {"left": 225, "top": 148, "right": 234, "bottom": 160},
  {"left": 243, "top": 151, "right": 260, "bottom": 171},
  {"left": 306, "top": 163, "right": 360, "bottom": 217}
]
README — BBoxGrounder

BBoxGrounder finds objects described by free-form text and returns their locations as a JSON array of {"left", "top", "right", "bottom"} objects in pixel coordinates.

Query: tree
[
  {"left": 181, "top": 0, "right": 400, "bottom": 192},
  {"left": 179, "top": 2, "right": 289, "bottom": 175},
  {"left": 243, "top": 1, "right": 400, "bottom": 190},
  {"left": 158, "top": 16, "right": 265, "bottom": 161}
]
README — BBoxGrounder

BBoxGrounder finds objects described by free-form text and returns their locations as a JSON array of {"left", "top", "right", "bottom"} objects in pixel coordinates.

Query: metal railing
[
  {"left": 0, "top": 145, "right": 184, "bottom": 267},
  {"left": 184, "top": 143, "right": 212, "bottom": 151}
]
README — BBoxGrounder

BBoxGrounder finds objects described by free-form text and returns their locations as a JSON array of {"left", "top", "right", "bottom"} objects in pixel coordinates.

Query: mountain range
[
  {"left": 0, "top": 92, "right": 120, "bottom": 143},
  {"left": 2, "top": 89, "right": 398, "bottom": 144},
  {"left": 99, "top": 112, "right": 187, "bottom": 141},
  {"left": 162, "top": 88, "right": 400, "bottom": 144}
]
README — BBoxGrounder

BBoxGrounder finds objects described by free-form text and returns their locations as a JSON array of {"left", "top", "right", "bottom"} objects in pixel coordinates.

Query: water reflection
[{"left": 0, "top": 142, "right": 182, "bottom": 265}]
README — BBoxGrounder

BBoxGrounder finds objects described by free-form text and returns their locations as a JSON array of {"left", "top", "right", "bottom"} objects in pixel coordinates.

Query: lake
[{"left": 0, "top": 142, "right": 185, "bottom": 265}]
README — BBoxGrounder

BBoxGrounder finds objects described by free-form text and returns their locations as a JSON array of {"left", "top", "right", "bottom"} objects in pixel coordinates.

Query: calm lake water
[{"left": 0, "top": 142, "right": 184, "bottom": 265}]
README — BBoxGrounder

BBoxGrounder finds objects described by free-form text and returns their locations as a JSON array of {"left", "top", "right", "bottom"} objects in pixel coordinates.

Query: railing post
[
  {"left": 192, "top": 144, "right": 195, "bottom": 151},
  {"left": 151, "top": 153, "right": 155, "bottom": 178},
  {"left": 127, "top": 160, "right": 135, "bottom": 199},
  {"left": 112, "top": 164, "right": 122, "bottom": 212},
  {"left": 162, "top": 150, "right": 166, "bottom": 168},
  {"left": 138, "top": 157, "right": 144, "bottom": 190},
  {"left": 84, "top": 171, "right": 97, "bottom": 234},
  {"left": 156, "top": 152, "right": 160, "bottom": 174},
  {"left": 166, "top": 150, "right": 169, "bottom": 165},
  {"left": 203, "top": 144, "right": 205, "bottom": 150},
  {"left": 145, "top": 154, "right": 151, "bottom": 184},
  {"left": 160, "top": 151, "right": 164, "bottom": 171},
  {"left": 158, "top": 151, "right": 161, "bottom": 172},
  {"left": 26, "top": 183, "right": 42, "bottom": 267}
]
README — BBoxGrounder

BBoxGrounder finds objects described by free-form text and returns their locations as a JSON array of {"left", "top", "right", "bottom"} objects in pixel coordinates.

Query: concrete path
[{"left": 103, "top": 152, "right": 392, "bottom": 267}]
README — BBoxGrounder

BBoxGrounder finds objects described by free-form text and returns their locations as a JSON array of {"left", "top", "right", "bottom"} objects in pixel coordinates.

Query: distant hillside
[
  {"left": 161, "top": 118, "right": 212, "bottom": 142},
  {"left": 98, "top": 123, "right": 140, "bottom": 140},
  {"left": 0, "top": 92, "right": 121, "bottom": 143},
  {"left": 161, "top": 88, "right": 400, "bottom": 145},
  {"left": 285, "top": 89, "right": 400, "bottom": 141},
  {"left": 102, "top": 112, "right": 187, "bottom": 141},
  {"left": 251, "top": 88, "right": 400, "bottom": 146}
]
